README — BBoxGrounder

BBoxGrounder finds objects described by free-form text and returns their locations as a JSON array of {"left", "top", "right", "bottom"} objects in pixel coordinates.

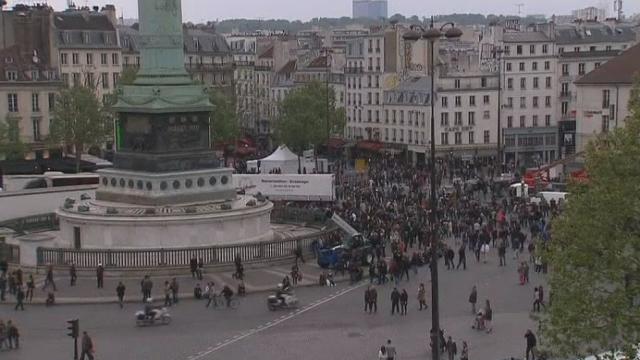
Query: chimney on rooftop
[{"left": 101, "top": 4, "right": 117, "bottom": 26}]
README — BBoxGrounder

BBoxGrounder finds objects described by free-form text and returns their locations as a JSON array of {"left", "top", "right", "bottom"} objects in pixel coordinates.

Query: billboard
[{"left": 233, "top": 174, "right": 335, "bottom": 202}]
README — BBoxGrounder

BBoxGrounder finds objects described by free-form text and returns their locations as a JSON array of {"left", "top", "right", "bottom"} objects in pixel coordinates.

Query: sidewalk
[{"left": 0, "top": 260, "right": 347, "bottom": 305}]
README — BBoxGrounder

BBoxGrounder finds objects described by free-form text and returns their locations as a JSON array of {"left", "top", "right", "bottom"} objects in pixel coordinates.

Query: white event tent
[{"left": 247, "top": 145, "right": 300, "bottom": 174}]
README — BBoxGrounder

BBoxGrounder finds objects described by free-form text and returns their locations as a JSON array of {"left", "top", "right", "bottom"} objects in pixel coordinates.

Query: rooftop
[
  {"left": 0, "top": 46, "right": 60, "bottom": 83},
  {"left": 575, "top": 43, "right": 640, "bottom": 85},
  {"left": 53, "top": 11, "right": 115, "bottom": 31},
  {"left": 555, "top": 24, "right": 637, "bottom": 45},
  {"left": 503, "top": 31, "right": 550, "bottom": 43}
]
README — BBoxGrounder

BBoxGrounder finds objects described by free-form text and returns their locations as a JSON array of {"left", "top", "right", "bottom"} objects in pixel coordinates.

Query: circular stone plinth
[{"left": 56, "top": 195, "right": 274, "bottom": 249}]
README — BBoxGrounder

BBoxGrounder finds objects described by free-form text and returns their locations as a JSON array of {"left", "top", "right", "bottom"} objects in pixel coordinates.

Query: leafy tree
[
  {"left": 49, "top": 86, "right": 111, "bottom": 172},
  {"left": 542, "top": 81, "right": 640, "bottom": 359},
  {"left": 274, "top": 81, "right": 344, "bottom": 163},
  {"left": 0, "top": 116, "right": 26, "bottom": 160},
  {"left": 209, "top": 88, "right": 239, "bottom": 145},
  {"left": 119, "top": 66, "right": 138, "bottom": 86}
]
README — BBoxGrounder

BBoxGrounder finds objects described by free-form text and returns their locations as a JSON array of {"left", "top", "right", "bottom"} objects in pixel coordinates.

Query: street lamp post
[
  {"left": 403, "top": 17, "right": 462, "bottom": 360},
  {"left": 494, "top": 47, "right": 504, "bottom": 173}
]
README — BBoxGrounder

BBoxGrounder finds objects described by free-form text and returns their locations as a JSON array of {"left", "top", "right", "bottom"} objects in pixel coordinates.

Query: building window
[
  {"left": 519, "top": 62, "right": 525, "bottom": 71},
  {"left": 483, "top": 95, "right": 490, "bottom": 105},
  {"left": 532, "top": 62, "right": 538, "bottom": 71},
  {"left": 454, "top": 79, "right": 461, "bottom": 89},
  {"left": 469, "top": 131, "right": 475, "bottom": 144},
  {"left": 562, "top": 64, "right": 569, "bottom": 75},
  {"left": 101, "top": 53, "right": 108, "bottom": 65},
  {"left": 532, "top": 115, "right": 538, "bottom": 127},
  {"left": 520, "top": 78, "right": 526, "bottom": 89},
  {"left": 602, "top": 89, "right": 610, "bottom": 109},
  {"left": 113, "top": 73, "right": 120, "bottom": 87},
  {"left": 532, "top": 96, "right": 539, "bottom": 108},
  {"left": 544, "top": 61, "right": 550, "bottom": 70},
  {"left": 483, "top": 110, "right": 490, "bottom": 119},
  {"left": 454, "top": 132, "right": 462, "bottom": 145},
  {"left": 454, "top": 112, "right": 462, "bottom": 126},
  {"left": 455, "top": 96, "right": 461, "bottom": 107},
  {"left": 530, "top": 44, "right": 536, "bottom": 54},
  {"left": 520, "top": 97, "right": 526, "bottom": 109},
  {"left": 507, "top": 78, "right": 513, "bottom": 89},
  {"left": 558, "top": 47, "right": 564, "bottom": 54},
  {"left": 578, "top": 63, "right": 585, "bottom": 75},
  {"left": 86, "top": 53, "right": 93, "bottom": 65},
  {"left": 542, "top": 44, "right": 548, "bottom": 54},
  {"left": 468, "top": 112, "right": 475, "bottom": 125},
  {"left": 6, "top": 71, "right": 17, "bottom": 81},
  {"left": 469, "top": 96, "right": 475, "bottom": 106},
  {"left": 481, "top": 77, "right": 487, "bottom": 88},
  {"left": 72, "top": 53, "right": 79, "bottom": 65},
  {"left": 602, "top": 115, "right": 610, "bottom": 132},
  {"left": 506, "top": 63, "right": 512, "bottom": 71},
  {"left": 441, "top": 112, "right": 449, "bottom": 126},
  {"left": 441, "top": 132, "right": 449, "bottom": 145},
  {"left": 533, "top": 77, "right": 539, "bottom": 89},
  {"left": 112, "top": 53, "right": 119, "bottom": 65},
  {"left": 517, "top": 45, "right": 523, "bottom": 55},
  {"left": 48, "top": 93, "right": 56, "bottom": 110},
  {"left": 441, "top": 96, "right": 448, "bottom": 107},
  {"left": 32, "top": 117, "right": 41, "bottom": 141},
  {"left": 507, "top": 116, "right": 513, "bottom": 128},
  {"left": 484, "top": 130, "right": 490, "bottom": 144},
  {"left": 561, "top": 102, "right": 569, "bottom": 115},
  {"left": 101, "top": 72, "right": 109, "bottom": 89},
  {"left": 545, "top": 115, "right": 551, "bottom": 126},
  {"left": 32, "top": 93, "right": 40, "bottom": 112},
  {"left": 520, "top": 115, "right": 526, "bottom": 127},
  {"left": 7, "top": 93, "right": 18, "bottom": 112},
  {"left": 86, "top": 72, "right": 95, "bottom": 87},
  {"left": 545, "top": 96, "right": 552, "bottom": 107},
  {"left": 507, "top": 97, "right": 513, "bottom": 108},
  {"left": 61, "top": 53, "right": 68, "bottom": 65}
]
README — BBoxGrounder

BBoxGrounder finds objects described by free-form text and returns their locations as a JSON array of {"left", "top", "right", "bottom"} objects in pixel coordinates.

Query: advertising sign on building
[{"left": 233, "top": 174, "right": 335, "bottom": 202}]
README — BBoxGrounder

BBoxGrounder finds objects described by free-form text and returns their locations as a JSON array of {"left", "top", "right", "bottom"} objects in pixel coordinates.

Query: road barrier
[{"left": 36, "top": 228, "right": 339, "bottom": 269}]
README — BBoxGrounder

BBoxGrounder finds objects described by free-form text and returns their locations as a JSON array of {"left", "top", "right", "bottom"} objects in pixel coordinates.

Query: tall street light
[
  {"left": 493, "top": 47, "right": 504, "bottom": 173},
  {"left": 403, "top": 17, "right": 462, "bottom": 360}
]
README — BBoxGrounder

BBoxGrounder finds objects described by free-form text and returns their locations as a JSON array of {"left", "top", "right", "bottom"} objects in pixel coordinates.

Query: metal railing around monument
[{"left": 36, "top": 228, "right": 338, "bottom": 269}]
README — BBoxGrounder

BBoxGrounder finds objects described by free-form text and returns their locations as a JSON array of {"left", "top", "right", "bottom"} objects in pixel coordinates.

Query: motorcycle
[
  {"left": 267, "top": 291, "right": 299, "bottom": 311},
  {"left": 135, "top": 306, "right": 172, "bottom": 326}
]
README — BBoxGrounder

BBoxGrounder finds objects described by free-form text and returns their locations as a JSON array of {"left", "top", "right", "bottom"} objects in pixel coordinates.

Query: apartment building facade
[
  {"left": 54, "top": 8, "right": 121, "bottom": 103},
  {"left": 555, "top": 22, "right": 637, "bottom": 155}
]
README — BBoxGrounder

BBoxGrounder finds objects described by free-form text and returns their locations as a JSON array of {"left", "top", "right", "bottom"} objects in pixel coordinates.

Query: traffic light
[{"left": 66, "top": 319, "right": 79, "bottom": 338}]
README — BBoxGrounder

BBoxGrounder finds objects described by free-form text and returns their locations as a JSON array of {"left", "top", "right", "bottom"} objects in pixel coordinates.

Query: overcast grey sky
[{"left": 26, "top": 0, "right": 640, "bottom": 21}]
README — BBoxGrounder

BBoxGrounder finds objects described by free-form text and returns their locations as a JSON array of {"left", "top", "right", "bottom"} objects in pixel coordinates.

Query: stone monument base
[{"left": 57, "top": 195, "right": 273, "bottom": 249}]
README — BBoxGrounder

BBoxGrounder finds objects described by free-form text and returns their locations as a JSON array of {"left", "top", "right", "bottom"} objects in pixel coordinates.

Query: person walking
[
  {"left": 170, "top": 278, "right": 179, "bottom": 304},
  {"left": 80, "top": 331, "right": 95, "bottom": 360},
  {"left": 43, "top": 265, "right": 56, "bottom": 291},
  {"left": 141, "top": 275, "right": 153, "bottom": 302},
  {"left": 189, "top": 256, "right": 198, "bottom": 279},
  {"left": 525, "top": 329, "right": 537, "bottom": 360},
  {"left": 469, "top": 286, "right": 478, "bottom": 314},
  {"left": 400, "top": 289, "right": 408, "bottom": 315},
  {"left": 116, "top": 281, "right": 126, "bottom": 309},
  {"left": 457, "top": 243, "right": 466, "bottom": 270},
  {"left": 446, "top": 336, "right": 457, "bottom": 360},
  {"left": 364, "top": 286, "right": 371, "bottom": 313},
  {"left": 460, "top": 341, "right": 469, "bottom": 360},
  {"left": 484, "top": 299, "right": 493, "bottom": 333},
  {"left": 417, "top": 283, "right": 427, "bottom": 311},
  {"left": 70, "top": 263, "right": 77, "bottom": 286},
  {"left": 385, "top": 339, "right": 397, "bottom": 360},
  {"left": 377, "top": 345, "right": 387, "bottom": 360},
  {"left": 533, "top": 287, "right": 540, "bottom": 312},
  {"left": 498, "top": 240, "right": 507, "bottom": 266},
  {"left": 25, "top": 274, "right": 34, "bottom": 303},
  {"left": 163, "top": 280, "right": 172, "bottom": 307},
  {"left": 96, "top": 263, "right": 104, "bottom": 289},
  {"left": 0, "top": 273, "right": 6, "bottom": 301},
  {"left": 6, "top": 320, "right": 19, "bottom": 349},
  {"left": 390, "top": 288, "right": 400, "bottom": 315},
  {"left": 369, "top": 285, "right": 378, "bottom": 313},
  {"left": 205, "top": 282, "right": 217, "bottom": 308},
  {"left": 14, "top": 286, "right": 25, "bottom": 311}
]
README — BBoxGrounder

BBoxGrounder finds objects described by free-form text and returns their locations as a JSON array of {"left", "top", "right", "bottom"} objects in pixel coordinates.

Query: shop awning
[{"left": 356, "top": 140, "right": 383, "bottom": 152}]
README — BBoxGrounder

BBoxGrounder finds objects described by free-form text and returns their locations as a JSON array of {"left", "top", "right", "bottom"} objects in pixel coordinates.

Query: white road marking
[{"left": 183, "top": 282, "right": 366, "bottom": 360}]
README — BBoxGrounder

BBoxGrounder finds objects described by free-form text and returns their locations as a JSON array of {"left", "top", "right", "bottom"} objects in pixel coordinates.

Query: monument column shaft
[{"left": 135, "top": 0, "right": 191, "bottom": 84}]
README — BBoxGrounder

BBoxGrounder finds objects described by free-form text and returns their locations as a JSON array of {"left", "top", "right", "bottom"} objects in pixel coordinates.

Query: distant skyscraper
[{"left": 352, "top": 0, "right": 388, "bottom": 19}]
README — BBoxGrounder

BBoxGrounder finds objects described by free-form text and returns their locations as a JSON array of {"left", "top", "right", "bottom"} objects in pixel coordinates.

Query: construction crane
[{"left": 515, "top": 3, "right": 525, "bottom": 17}]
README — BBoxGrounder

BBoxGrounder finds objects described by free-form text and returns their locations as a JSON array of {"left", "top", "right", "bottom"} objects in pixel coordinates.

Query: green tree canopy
[
  {"left": 274, "top": 81, "right": 345, "bottom": 155},
  {"left": 49, "top": 86, "right": 111, "bottom": 172},
  {"left": 542, "top": 82, "right": 640, "bottom": 358},
  {"left": 209, "top": 88, "right": 239, "bottom": 145},
  {"left": 0, "top": 116, "right": 26, "bottom": 160}
]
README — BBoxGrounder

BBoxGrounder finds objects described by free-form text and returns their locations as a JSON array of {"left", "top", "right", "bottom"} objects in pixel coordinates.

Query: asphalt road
[{"left": 2, "top": 246, "right": 543, "bottom": 360}]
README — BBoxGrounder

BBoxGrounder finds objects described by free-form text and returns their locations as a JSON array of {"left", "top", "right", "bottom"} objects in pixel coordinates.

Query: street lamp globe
[
  {"left": 402, "top": 28, "right": 422, "bottom": 42},
  {"left": 444, "top": 27, "right": 463, "bottom": 40}
]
